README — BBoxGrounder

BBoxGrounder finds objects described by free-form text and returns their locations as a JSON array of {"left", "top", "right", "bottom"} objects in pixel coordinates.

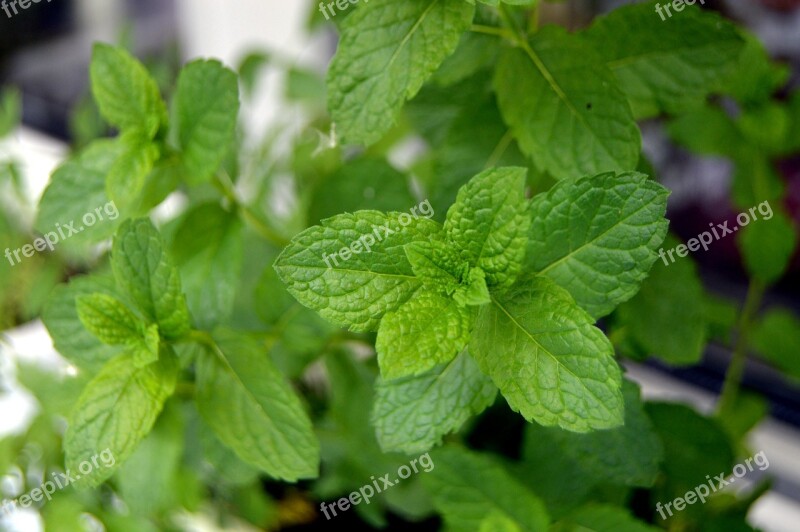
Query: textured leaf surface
[
  {"left": 376, "top": 292, "right": 473, "bottom": 379},
  {"left": 76, "top": 293, "right": 143, "bottom": 345},
  {"left": 470, "top": 276, "right": 623, "bottom": 431},
  {"left": 90, "top": 43, "right": 166, "bottom": 135},
  {"left": 494, "top": 26, "right": 640, "bottom": 180},
  {"left": 527, "top": 171, "right": 669, "bottom": 318},
  {"left": 65, "top": 353, "right": 177, "bottom": 487},
  {"left": 274, "top": 211, "right": 442, "bottom": 331},
  {"left": 195, "top": 331, "right": 319, "bottom": 481},
  {"left": 327, "top": 0, "right": 475, "bottom": 145},
  {"left": 423, "top": 446, "right": 549, "bottom": 532},
  {"left": 112, "top": 218, "right": 191, "bottom": 339},
  {"left": 173, "top": 60, "right": 240, "bottom": 184},
  {"left": 42, "top": 274, "right": 126, "bottom": 373},
  {"left": 444, "top": 167, "right": 529, "bottom": 289},
  {"left": 581, "top": 2, "right": 743, "bottom": 118},
  {"left": 373, "top": 351, "right": 496, "bottom": 454}
]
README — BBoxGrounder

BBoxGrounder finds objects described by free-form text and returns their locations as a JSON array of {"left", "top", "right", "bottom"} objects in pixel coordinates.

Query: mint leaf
[
  {"left": 171, "top": 203, "right": 243, "bottom": 329},
  {"left": 42, "top": 274, "right": 127, "bottom": 373},
  {"left": 35, "top": 140, "right": 124, "bottom": 250},
  {"left": 738, "top": 210, "right": 797, "bottom": 285},
  {"left": 195, "top": 330, "right": 319, "bottom": 481},
  {"left": 376, "top": 293, "right": 473, "bottom": 380},
  {"left": 581, "top": 2, "right": 743, "bottom": 118},
  {"left": 522, "top": 381, "right": 663, "bottom": 489},
  {"left": 527, "top": 171, "right": 669, "bottom": 319},
  {"left": 444, "top": 167, "right": 529, "bottom": 289},
  {"left": 173, "top": 60, "right": 240, "bottom": 184},
  {"left": 76, "top": 293, "right": 144, "bottom": 345},
  {"left": 106, "top": 131, "right": 159, "bottom": 207},
  {"left": 90, "top": 43, "right": 166, "bottom": 136},
  {"left": 752, "top": 309, "right": 800, "bottom": 379},
  {"left": 64, "top": 352, "right": 178, "bottom": 487},
  {"left": 616, "top": 238, "right": 707, "bottom": 365},
  {"left": 372, "top": 351, "right": 496, "bottom": 454},
  {"left": 274, "top": 211, "right": 443, "bottom": 332},
  {"left": 494, "top": 26, "right": 640, "bottom": 180},
  {"left": 423, "top": 446, "right": 549, "bottom": 532},
  {"left": 555, "top": 505, "right": 660, "bottom": 532},
  {"left": 111, "top": 218, "right": 191, "bottom": 339},
  {"left": 405, "top": 239, "right": 462, "bottom": 294},
  {"left": 470, "top": 276, "right": 623, "bottom": 431},
  {"left": 327, "top": 0, "right": 475, "bottom": 145}
]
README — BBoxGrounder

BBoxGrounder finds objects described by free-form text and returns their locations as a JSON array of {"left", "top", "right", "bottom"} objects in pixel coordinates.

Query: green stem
[
  {"left": 213, "top": 172, "right": 290, "bottom": 247},
  {"left": 470, "top": 24, "right": 514, "bottom": 39},
  {"left": 716, "top": 280, "right": 765, "bottom": 416}
]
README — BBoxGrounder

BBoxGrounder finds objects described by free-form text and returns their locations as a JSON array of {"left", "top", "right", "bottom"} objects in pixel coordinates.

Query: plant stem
[
  {"left": 213, "top": 171, "right": 290, "bottom": 247},
  {"left": 470, "top": 24, "right": 514, "bottom": 39},
  {"left": 716, "top": 280, "right": 765, "bottom": 416}
]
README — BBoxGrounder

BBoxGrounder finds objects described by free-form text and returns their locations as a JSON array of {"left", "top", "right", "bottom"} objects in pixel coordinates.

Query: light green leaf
[
  {"left": 42, "top": 274, "right": 126, "bottom": 373},
  {"left": 372, "top": 351, "right": 496, "bottom": 454},
  {"left": 738, "top": 209, "right": 797, "bottom": 285},
  {"left": 527, "top": 171, "right": 669, "bottom": 318},
  {"left": 470, "top": 276, "right": 623, "bottom": 432},
  {"left": 171, "top": 203, "right": 243, "bottom": 329},
  {"left": 376, "top": 293, "right": 473, "bottom": 380},
  {"left": 405, "top": 239, "right": 462, "bottom": 294},
  {"left": 522, "top": 380, "right": 662, "bottom": 489},
  {"left": 719, "top": 32, "right": 789, "bottom": 107},
  {"left": 195, "top": 330, "right": 319, "bottom": 481},
  {"left": 274, "top": 211, "right": 443, "bottom": 332},
  {"left": 494, "top": 26, "right": 640, "bottom": 180},
  {"left": 76, "top": 293, "right": 143, "bottom": 346},
  {"left": 35, "top": 140, "right": 124, "bottom": 249},
  {"left": 616, "top": 236, "right": 708, "bottom": 365},
  {"left": 0, "top": 88, "right": 21, "bottom": 138},
  {"left": 752, "top": 309, "right": 800, "bottom": 379},
  {"left": 327, "top": 0, "right": 475, "bottom": 145},
  {"left": 423, "top": 446, "right": 549, "bottom": 532},
  {"left": 132, "top": 324, "right": 161, "bottom": 368},
  {"left": 444, "top": 167, "right": 529, "bottom": 289},
  {"left": 65, "top": 352, "right": 178, "bottom": 487},
  {"left": 581, "top": 2, "right": 743, "bottom": 118},
  {"left": 90, "top": 43, "right": 166, "bottom": 136},
  {"left": 111, "top": 218, "right": 191, "bottom": 339},
  {"left": 454, "top": 267, "right": 491, "bottom": 307},
  {"left": 106, "top": 131, "right": 159, "bottom": 208},
  {"left": 173, "top": 60, "right": 240, "bottom": 184},
  {"left": 480, "top": 512, "right": 522, "bottom": 532}
]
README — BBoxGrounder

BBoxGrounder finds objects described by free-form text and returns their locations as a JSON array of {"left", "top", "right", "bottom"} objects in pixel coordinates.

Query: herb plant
[{"left": 1, "top": 0, "right": 798, "bottom": 530}]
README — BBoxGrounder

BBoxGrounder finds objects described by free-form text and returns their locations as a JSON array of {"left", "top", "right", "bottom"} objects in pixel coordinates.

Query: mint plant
[{"left": 0, "top": 0, "right": 796, "bottom": 529}]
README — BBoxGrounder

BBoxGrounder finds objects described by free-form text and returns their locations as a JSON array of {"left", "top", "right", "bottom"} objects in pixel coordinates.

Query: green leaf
[
  {"left": 667, "top": 104, "right": 744, "bottom": 158},
  {"left": 719, "top": 32, "right": 789, "bottom": 107},
  {"left": 581, "top": 2, "right": 743, "bottom": 118},
  {"left": 738, "top": 209, "right": 797, "bottom": 285},
  {"left": 527, "top": 171, "right": 669, "bottom": 319},
  {"left": 470, "top": 276, "right": 623, "bottom": 431},
  {"left": 376, "top": 293, "right": 473, "bottom": 379},
  {"left": 0, "top": 88, "right": 21, "bottom": 138},
  {"left": 372, "top": 351, "right": 496, "bottom": 454},
  {"left": 752, "top": 309, "right": 800, "bottom": 379},
  {"left": 556, "top": 504, "right": 660, "bottom": 532},
  {"left": 494, "top": 26, "right": 640, "bottom": 180},
  {"left": 65, "top": 351, "right": 178, "bottom": 487},
  {"left": 111, "top": 218, "right": 191, "bottom": 339},
  {"left": 444, "top": 167, "right": 530, "bottom": 289},
  {"left": 327, "top": 0, "right": 475, "bottom": 145},
  {"left": 106, "top": 131, "right": 159, "bottom": 208},
  {"left": 76, "top": 293, "right": 143, "bottom": 346},
  {"left": 35, "top": 140, "right": 124, "bottom": 249},
  {"left": 132, "top": 324, "right": 161, "bottom": 368},
  {"left": 173, "top": 60, "right": 240, "bottom": 184},
  {"left": 423, "top": 446, "right": 549, "bottom": 532},
  {"left": 42, "top": 274, "right": 126, "bottom": 373},
  {"left": 195, "top": 330, "right": 319, "bottom": 481},
  {"left": 274, "top": 211, "right": 443, "bottom": 332},
  {"left": 616, "top": 236, "right": 708, "bottom": 365},
  {"left": 480, "top": 512, "right": 523, "bottom": 532},
  {"left": 405, "top": 239, "right": 463, "bottom": 294},
  {"left": 171, "top": 203, "right": 243, "bottom": 329},
  {"left": 90, "top": 43, "right": 166, "bottom": 136},
  {"left": 522, "top": 380, "right": 663, "bottom": 489}
]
